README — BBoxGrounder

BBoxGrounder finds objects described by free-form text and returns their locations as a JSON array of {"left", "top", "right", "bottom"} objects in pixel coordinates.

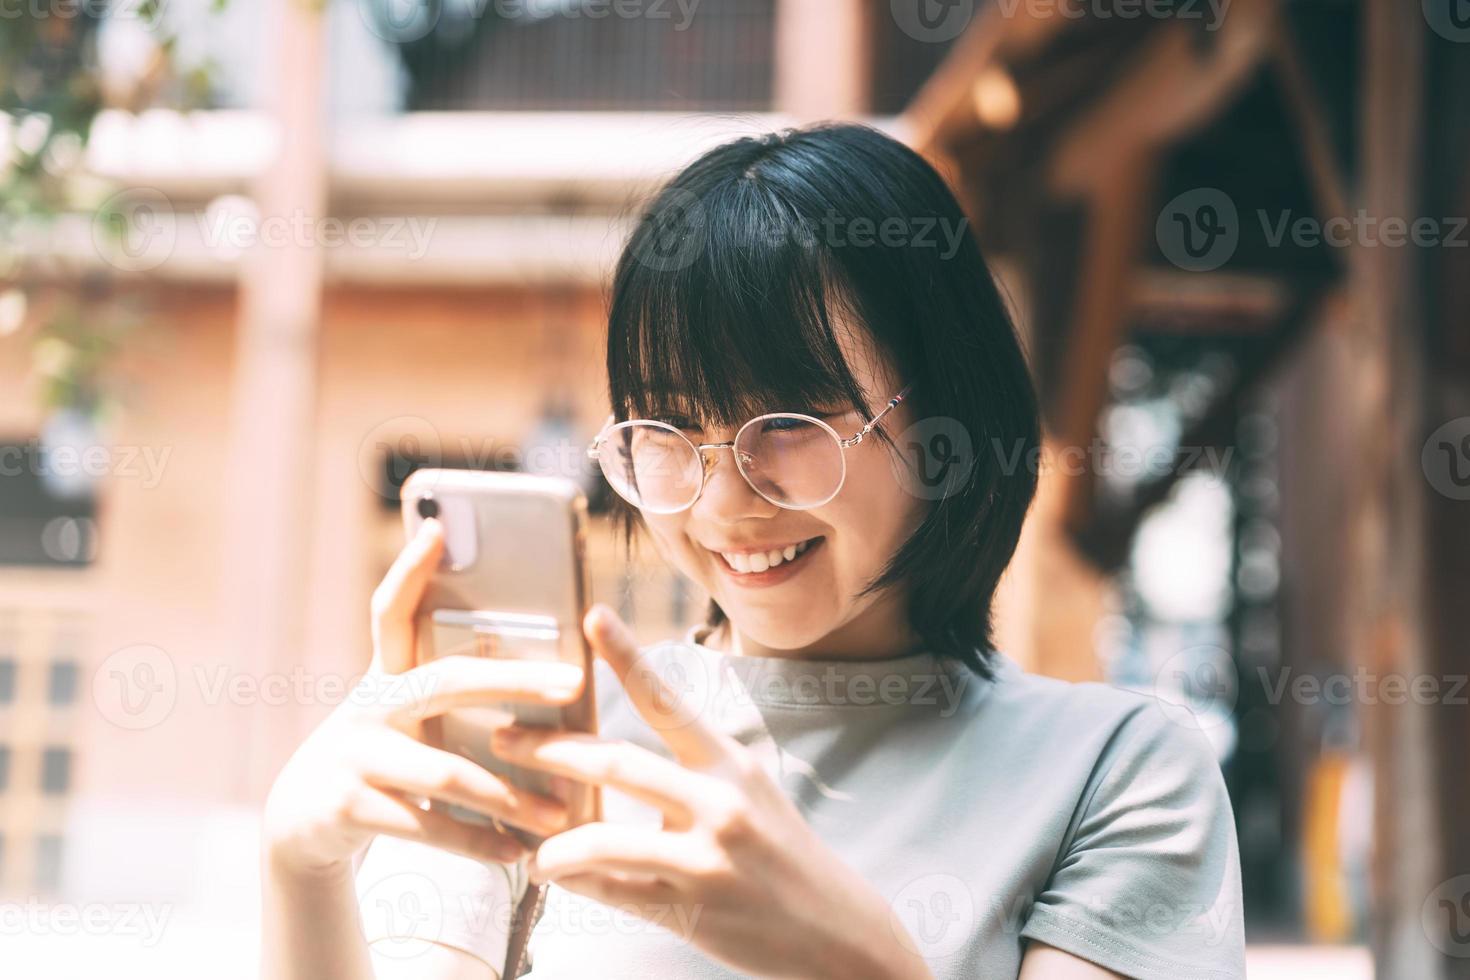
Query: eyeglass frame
[{"left": 585, "top": 384, "right": 913, "bottom": 513}]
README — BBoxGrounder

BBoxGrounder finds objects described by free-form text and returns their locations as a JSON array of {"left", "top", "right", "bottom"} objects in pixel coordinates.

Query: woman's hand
[
  {"left": 262, "top": 517, "right": 584, "bottom": 879},
  {"left": 488, "top": 605, "right": 935, "bottom": 980}
]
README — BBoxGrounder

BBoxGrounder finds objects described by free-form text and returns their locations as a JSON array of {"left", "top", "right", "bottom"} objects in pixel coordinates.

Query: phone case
[{"left": 400, "top": 469, "right": 602, "bottom": 844}]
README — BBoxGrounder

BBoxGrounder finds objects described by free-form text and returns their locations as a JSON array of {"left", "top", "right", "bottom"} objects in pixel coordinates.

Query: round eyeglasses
[{"left": 586, "top": 385, "right": 912, "bottom": 513}]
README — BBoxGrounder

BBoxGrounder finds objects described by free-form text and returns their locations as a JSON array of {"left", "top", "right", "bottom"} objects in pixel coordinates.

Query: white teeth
[{"left": 718, "top": 538, "right": 815, "bottom": 575}]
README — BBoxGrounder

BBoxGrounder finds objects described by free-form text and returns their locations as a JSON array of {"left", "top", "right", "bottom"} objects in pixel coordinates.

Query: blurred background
[{"left": 1, "top": 0, "right": 1468, "bottom": 976}]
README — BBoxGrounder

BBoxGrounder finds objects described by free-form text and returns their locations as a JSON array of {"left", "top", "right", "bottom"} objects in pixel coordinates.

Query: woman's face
[{"left": 638, "top": 324, "right": 925, "bottom": 657}]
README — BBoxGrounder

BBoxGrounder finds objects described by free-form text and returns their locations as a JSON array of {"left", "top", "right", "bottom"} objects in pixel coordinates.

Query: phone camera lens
[{"left": 417, "top": 495, "right": 439, "bottom": 520}]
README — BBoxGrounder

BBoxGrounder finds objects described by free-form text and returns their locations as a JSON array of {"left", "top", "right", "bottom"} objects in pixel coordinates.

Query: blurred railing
[{"left": 382, "top": 0, "right": 777, "bottom": 111}]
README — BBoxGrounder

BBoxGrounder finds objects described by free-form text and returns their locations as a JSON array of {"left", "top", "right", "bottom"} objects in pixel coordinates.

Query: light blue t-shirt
[{"left": 358, "top": 628, "right": 1245, "bottom": 979}]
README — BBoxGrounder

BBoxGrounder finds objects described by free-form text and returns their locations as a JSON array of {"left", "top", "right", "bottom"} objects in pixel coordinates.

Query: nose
[{"left": 692, "top": 444, "right": 775, "bottom": 522}]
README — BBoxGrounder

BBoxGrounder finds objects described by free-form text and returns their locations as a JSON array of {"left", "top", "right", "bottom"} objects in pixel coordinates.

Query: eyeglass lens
[{"left": 598, "top": 415, "right": 845, "bottom": 512}]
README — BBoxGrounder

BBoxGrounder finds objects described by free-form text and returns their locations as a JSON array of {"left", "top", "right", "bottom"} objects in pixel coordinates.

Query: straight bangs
[{"left": 607, "top": 180, "right": 879, "bottom": 431}]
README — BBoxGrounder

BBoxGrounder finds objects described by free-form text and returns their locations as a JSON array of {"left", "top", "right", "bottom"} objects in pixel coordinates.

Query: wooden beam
[
  {"left": 1054, "top": 154, "right": 1158, "bottom": 531},
  {"left": 1267, "top": 27, "right": 1351, "bottom": 234},
  {"left": 1048, "top": 0, "right": 1277, "bottom": 196},
  {"left": 902, "top": 1, "right": 1077, "bottom": 155}
]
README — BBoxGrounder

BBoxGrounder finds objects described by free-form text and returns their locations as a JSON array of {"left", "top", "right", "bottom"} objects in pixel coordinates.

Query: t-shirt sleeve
[
  {"left": 355, "top": 833, "right": 531, "bottom": 978},
  {"left": 1020, "top": 706, "right": 1245, "bottom": 980}
]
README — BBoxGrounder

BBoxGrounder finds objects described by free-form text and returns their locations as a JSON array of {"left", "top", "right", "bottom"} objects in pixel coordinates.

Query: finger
[
  {"left": 384, "top": 656, "right": 585, "bottom": 723},
  {"left": 358, "top": 733, "right": 571, "bottom": 837},
  {"left": 583, "top": 604, "right": 733, "bottom": 769},
  {"left": 548, "top": 872, "right": 687, "bottom": 923},
  {"left": 345, "top": 783, "right": 529, "bottom": 864},
  {"left": 529, "top": 822, "right": 705, "bottom": 885},
  {"left": 491, "top": 728, "right": 715, "bottom": 826},
  {"left": 370, "top": 517, "right": 445, "bottom": 674}
]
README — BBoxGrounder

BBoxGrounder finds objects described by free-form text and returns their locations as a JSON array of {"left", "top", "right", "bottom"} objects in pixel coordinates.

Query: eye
[{"left": 761, "top": 414, "right": 829, "bottom": 434}]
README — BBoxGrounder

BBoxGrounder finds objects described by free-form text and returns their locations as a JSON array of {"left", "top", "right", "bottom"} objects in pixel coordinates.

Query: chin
[{"left": 722, "top": 605, "right": 833, "bottom": 651}]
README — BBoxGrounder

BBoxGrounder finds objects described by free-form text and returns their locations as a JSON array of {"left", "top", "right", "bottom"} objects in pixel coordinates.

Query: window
[
  {"left": 48, "top": 661, "right": 78, "bottom": 706},
  {"left": 40, "top": 747, "right": 70, "bottom": 794},
  {"left": 0, "top": 439, "right": 97, "bottom": 567},
  {"left": 35, "top": 834, "right": 62, "bottom": 892}
]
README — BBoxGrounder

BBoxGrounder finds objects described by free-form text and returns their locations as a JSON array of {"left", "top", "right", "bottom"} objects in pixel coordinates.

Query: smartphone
[{"left": 400, "top": 468, "right": 601, "bottom": 846}]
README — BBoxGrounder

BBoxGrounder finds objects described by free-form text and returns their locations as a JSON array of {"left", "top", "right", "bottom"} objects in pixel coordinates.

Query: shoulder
[{"left": 978, "top": 653, "right": 1225, "bottom": 794}]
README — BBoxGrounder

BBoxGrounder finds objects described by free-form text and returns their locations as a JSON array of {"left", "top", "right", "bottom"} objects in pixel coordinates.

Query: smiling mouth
[{"left": 709, "top": 536, "right": 824, "bottom": 576}]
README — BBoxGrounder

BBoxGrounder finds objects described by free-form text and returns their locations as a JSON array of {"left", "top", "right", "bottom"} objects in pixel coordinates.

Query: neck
[{"left": 708, "top": 590, "right": 924, "bottom": 662}]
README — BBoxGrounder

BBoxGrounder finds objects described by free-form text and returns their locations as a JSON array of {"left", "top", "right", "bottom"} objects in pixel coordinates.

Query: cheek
[
  {"left": 812, "top": 447, "right": 921, "bottom": 573},
  {"left": 636, "top": 514, "right": 687, "bottom": 566}
]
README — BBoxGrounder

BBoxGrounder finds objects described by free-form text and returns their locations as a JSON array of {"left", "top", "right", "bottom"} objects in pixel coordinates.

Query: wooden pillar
[
  {"left": 773, "top": 0, "right": 871, "bottom": 120},
  {"left": 218, "top": 0, "right": 327, "bottom": 800},
  {"left": 1354, "top": 2, "right": 1440, "bottom": 976}
]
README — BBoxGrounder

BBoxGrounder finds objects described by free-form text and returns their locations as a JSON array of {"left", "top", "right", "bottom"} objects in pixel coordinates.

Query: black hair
[{"left": 603, "top": 122, "right": 1040, "bottom": 676}]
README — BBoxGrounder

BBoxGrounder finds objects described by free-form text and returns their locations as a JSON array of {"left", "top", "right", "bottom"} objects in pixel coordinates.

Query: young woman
[{"left": 262, "top": 123, "right": 1244, "bottom": 980}]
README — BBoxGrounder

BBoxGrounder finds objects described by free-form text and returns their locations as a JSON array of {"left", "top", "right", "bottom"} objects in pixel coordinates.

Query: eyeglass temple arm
[
  {"left": 586, "top": 413, "right": 616, "bottom": 460},
  {"left": 843, "top": 384, "right": 912, "bottom": 448}
]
